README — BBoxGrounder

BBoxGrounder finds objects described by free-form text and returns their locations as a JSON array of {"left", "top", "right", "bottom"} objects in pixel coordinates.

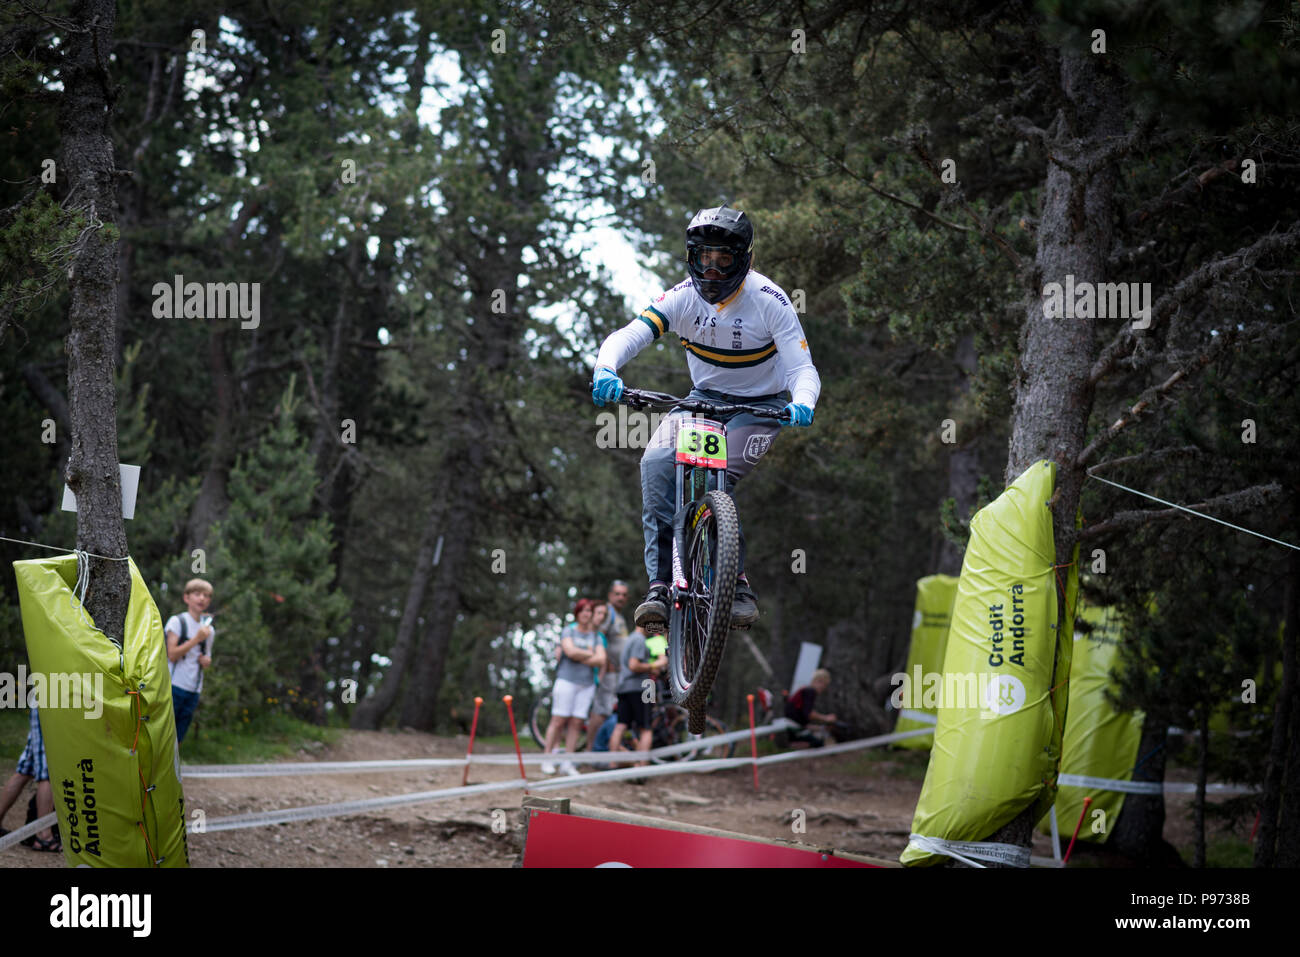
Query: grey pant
[{"left": 640, "top": 388, "right": 787, "bottom": 584}]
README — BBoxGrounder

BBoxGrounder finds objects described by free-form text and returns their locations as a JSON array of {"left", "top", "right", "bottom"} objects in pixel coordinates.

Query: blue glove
[
  {"left": 782, "top": 403, "right": 814, "bottom": 427},
  {"left": 592, "top": 367, "right": 624, "bottom": 407}
]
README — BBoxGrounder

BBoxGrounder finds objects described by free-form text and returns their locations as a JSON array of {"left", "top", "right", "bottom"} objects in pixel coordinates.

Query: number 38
[{"left": 684, "top": 431, "right": 720, "bottom": 456}]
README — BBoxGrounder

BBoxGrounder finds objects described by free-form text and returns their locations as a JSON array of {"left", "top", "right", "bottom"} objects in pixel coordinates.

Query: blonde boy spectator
[{"left": 164, "top": 578, "right": 215, "bottom": 743}]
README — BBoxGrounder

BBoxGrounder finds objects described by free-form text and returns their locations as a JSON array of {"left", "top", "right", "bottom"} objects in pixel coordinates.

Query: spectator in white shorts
[{"left": 542, "top": 598, "right": 606, "bottom": 776}]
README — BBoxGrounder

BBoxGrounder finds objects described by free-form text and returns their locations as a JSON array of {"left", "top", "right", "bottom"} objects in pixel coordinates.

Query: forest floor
[{"left": 2, "top": 727, "right": 1252, "bottom": 868}]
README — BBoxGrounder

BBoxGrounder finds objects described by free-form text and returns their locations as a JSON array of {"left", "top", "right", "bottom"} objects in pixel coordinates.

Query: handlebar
[{"left": 594, "top": 384, "right": 791, "bottom": 423}]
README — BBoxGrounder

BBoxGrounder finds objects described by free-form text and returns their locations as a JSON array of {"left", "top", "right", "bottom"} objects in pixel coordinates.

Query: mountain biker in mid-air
[{"left": 591, "top": 204, "right": 821, "bottom": 634}]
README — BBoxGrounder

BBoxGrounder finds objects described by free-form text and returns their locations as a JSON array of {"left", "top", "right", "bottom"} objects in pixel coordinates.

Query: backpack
[
  {"left": 169, "top": 615, "right": 211, "bottom": 653},
  {"left": 168, "top": 614, "right": 208, "bottom": 679},
  {"left": 167, "top": 614, "right": 187, "bottom": 678}
]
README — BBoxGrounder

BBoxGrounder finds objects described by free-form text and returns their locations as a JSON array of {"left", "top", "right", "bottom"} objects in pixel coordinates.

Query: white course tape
[
  {"left": 1057, "top": 773, "right": 1162, "bottom": 795},
  {"left": 907, "top": 834, "right": 1032, "bottom": 869},
  {"left": 529, "top": 756, "right": 744, "bottom": 790},
  {"left": 187, "top": 724, "right": 932, "bottom": 835},
  {"left": 897, "top": 710, "right": 937, "bottom": 726},
  {"left": 183, "top": 758, "right": 468, "bottom": 777},
  {"left": 183, "top": 719, "right": 800, "bottom": 778},
  {"left": 0, "top": 812, "right": 58, "bottom": 852},
  {"left": 197, "top": 777, "right": 529, "bottom": 832},
  {"left": 1058, "top": 773, "right": 1255, "bottom": 796},
  {"left": 1164, "top": 782, "right": 1255, "bottom": 795},
  {"left": 750, "top": 726, "right": 936, "bottom": 765},
  {"left": 195, "top": 762, "right": 756, "bottom": 833}
]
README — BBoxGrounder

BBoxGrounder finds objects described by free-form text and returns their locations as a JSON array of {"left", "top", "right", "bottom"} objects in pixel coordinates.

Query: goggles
[{"left": 690, "top": 245, "right": 738, "bottom": 273}]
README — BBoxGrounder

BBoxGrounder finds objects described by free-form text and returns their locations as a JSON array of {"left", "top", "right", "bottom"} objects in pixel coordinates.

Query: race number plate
[{"left": 675, "top": 419, "right": 727, "bottom": 468}]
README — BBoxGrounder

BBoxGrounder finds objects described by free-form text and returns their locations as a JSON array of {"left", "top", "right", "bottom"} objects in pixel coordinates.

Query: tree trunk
[
  {"left": 184, "top": 198, "right": 261, "bottom": 549},
  {"left": 1194, "top": 707, "right": 1209, "bottom": 867},
  {"left": 184, "top": 326, "right": 235, "bottom": 548},
  {"left": 937, "top": 332, "right": 979, "bottom": 575},
  {"left": 310, "top": 243, "right": 356, "bottom": 506},
  {"left": 986, "top": 48, "right": 1126, "bottom": 862},
  {"left": 61, "top": 0, "right": 128, "bottom": 639},
  {"left": 351, "top": 495, "right": 445, "bottom": 729},
  {"left": 1256, "top": 548, "right": 1298, "bottom": 866},
  {"left": 1276, "top": 679, "right": 1300, "bottom": 866},
  {"left": 397, "top": 416, "right": 487, "bottom": 729},
  {"left": 1109, "top": 720, "right": 1182, "bottom": 865}
]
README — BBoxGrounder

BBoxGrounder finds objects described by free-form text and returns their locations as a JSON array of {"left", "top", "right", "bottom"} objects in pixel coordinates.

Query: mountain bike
[{"left": 607, "top": 387, "right": 788, "bottom": 735}]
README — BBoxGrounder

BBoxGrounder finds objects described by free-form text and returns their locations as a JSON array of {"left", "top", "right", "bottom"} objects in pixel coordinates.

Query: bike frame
[
  {"left": 606, "top": 386, "right": 785, "bottom": 712},
  {"left": 669, "top": 414, "right": 729, "bottom": 601}
]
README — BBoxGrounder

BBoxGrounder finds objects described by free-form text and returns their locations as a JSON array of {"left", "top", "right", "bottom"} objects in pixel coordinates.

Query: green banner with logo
[
  {"left": 893, "top": 574, "right": 959, "bottom": 749},
  {"left": 14, "top": 554, "right": 189, "bottom": 868},
  {"left": 902, "top": 460, "right": 1074, "bottom": 866},
  {"left": 1041, "top": 602, "right": 1144, "bottom": 844}
]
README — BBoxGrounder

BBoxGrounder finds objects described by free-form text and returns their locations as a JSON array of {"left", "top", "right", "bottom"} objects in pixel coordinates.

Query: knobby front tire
[{"left": 668, "top": 489, "right": 739, "bottom": 710}]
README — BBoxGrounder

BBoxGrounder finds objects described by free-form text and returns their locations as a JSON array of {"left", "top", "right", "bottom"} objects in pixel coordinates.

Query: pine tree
[{"left": 193, "top": 378, "right": 350, "bottom": 728}]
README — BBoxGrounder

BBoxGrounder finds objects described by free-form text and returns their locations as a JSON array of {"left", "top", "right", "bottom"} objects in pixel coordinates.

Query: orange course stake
[
  {"left": 1062, "top": 796, "right": 1093, "bottom": 866},
  {"left": 463, "top": 696, "right": 484, "bottom": 786},
  {"left": 503, "top": 695, "right": 528, "bottom": 794},
  {"left": 747, "top": 693, "right": 759, "bottom": 792}
]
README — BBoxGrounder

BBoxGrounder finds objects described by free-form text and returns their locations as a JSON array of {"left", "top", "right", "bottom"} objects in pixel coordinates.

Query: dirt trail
[{"left": 0, "top": 729, "right": 1233, "bottom": 867}]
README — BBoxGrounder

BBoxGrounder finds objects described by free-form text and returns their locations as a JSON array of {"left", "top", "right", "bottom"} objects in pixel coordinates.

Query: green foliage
[
  {"left": 0, "top": 706, "right": 31, "bottom": 759},
  {"left": 0, "top": 190, "right": 81, "bottom": 335},
  {"left": 187, "top": 378, "right": 350, "bottom": 728},
  {"left": 0, "top": 580, "right": 27, "bottom": 677},
  {"left": 178, "top": 712, "right": 341, "bottom": 765},
  {"left": 1180, "top": 836, "right": 1255, "bottom": 869},
  {"left": 115, "top": 342, "right": 155, "bottom": 470}
]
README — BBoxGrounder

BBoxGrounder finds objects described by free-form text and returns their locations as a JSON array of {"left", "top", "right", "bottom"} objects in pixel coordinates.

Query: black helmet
[{"left": 686, "top": 205, "right": 753, "bottom": 304}]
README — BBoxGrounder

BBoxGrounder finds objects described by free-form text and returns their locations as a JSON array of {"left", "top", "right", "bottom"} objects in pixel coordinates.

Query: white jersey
[
  {"left": 596, "top": 271, "right": 821, "bottom": 408},
  {"left": 165, "top": 612, "right": 214, "bottom": 694}
]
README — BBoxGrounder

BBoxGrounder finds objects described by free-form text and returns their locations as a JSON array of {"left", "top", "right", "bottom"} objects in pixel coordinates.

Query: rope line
[
  {"left": 1086, "top": 473, "right": 1299, "bottom": 551},
  {"left": 0, "top": 534, "right": 130, "bottom": 561}
]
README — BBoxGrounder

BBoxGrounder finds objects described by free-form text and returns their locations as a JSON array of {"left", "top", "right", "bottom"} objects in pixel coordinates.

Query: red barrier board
[{"left": 522, "top": 810, "right": 879, "bottom": 868}]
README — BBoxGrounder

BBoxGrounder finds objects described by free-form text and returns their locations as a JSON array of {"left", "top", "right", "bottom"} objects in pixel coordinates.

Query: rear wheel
[{"left": 668, "top": 490, "right": 739, "bottom": 709}]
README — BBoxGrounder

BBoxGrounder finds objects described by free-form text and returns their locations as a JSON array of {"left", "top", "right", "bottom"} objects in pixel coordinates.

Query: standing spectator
[
  {"left": 541, "top": 599, "right": 606, "bottom": 776},
  {"left": 588, "top": 580, "right": 631, "bottom": 747},
  {"left": 603, "top": 580, "right": 631, "bottom": 640},
  {"left": 591, "top": 602, "right": 610, "bottom": 667},
  {"left": 0, "top": 706, "right": 60, "bottom": 852},
  {"left": 610, "top": 626, "right": 663, "bottom": 771},
  {"left": 784, "top": 669, "right": 838, "bottom": 748},
  {"left": 164, "top": 578, "right": 215, "bottom": 744}
]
